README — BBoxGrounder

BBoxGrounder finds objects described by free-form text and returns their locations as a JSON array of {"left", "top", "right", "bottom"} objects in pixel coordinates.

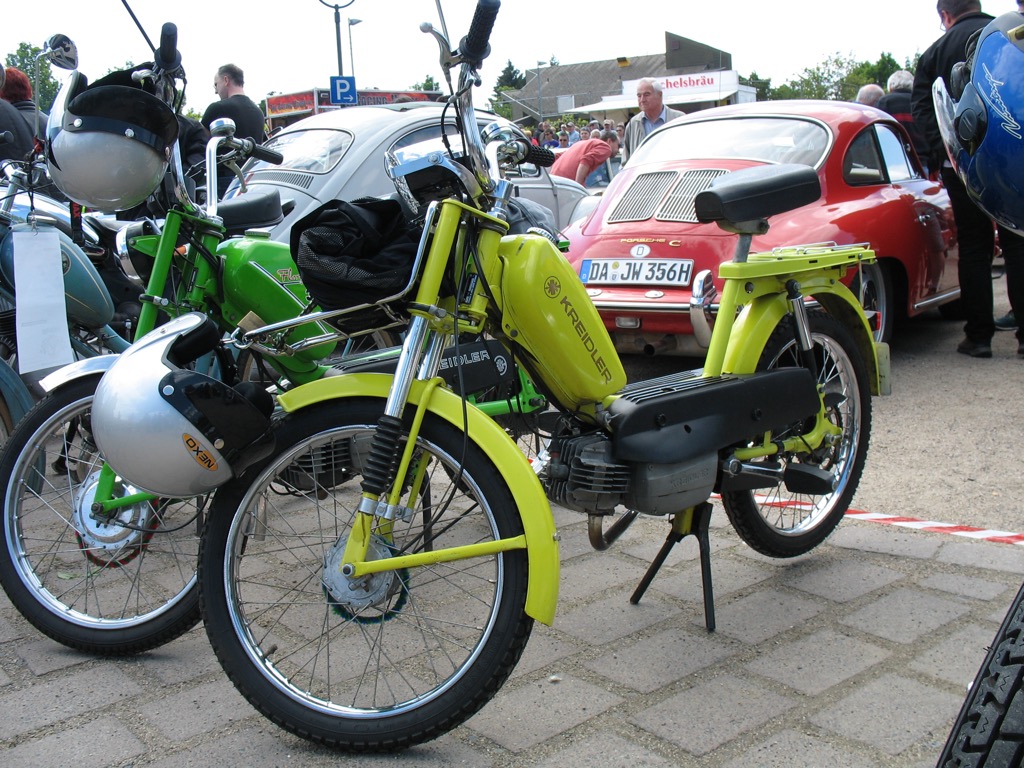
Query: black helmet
[{"left": 47, "top": 71, "right": 178, "bottom": 212}]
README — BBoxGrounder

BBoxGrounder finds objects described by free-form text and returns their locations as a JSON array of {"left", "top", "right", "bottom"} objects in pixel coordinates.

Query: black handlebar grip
[
  {"left": 248, "top": 142, "right": 284, "bottom": 165},
  {"left": 525, "top": 143, "right": 555, "bottom": 168},
  {"left": 156, "top": 22, "right": 182, "bottom": 70},
  {"left": 460, "top": 0, "right": 500, "bottom": 66},
  {"left": 0, "top": 130, "right": 12, "bottom": 145}
]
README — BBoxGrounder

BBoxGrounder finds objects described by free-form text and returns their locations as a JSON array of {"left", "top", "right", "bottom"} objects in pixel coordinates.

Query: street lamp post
[
  {"left": 347, "top": 18, "right": 362, "bottom": 80},
  {"left": 318, "top": 0, "right": 355, "bottom": 77},
  {"left": 536, "top": 61, "right": 545, "bottom": 124}
]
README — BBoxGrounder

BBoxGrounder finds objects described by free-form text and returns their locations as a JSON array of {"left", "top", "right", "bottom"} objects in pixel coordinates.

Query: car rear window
[
  {"left": 249, "top": 129, "right": 355, "bottom": 175},
  {"left": 631, "top": 117, "right": 830, "bottom": 168}
]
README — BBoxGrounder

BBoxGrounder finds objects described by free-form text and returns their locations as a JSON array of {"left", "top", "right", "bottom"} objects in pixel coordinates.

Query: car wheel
[{"left": 853, "top": 260, "right": 893, "bottom": 344}]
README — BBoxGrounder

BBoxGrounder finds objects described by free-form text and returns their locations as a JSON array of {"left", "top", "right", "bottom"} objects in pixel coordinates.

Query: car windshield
[
  {"left": 630, "top": 116, "right": 830, "bottom": 168},
  {"left": 248, "top": 128, "right": 355, "bottom": 175}
]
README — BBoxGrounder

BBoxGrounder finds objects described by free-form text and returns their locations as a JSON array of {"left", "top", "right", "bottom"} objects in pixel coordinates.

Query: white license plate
[{"left": 579, "top": 258, "right": 693, "bottom": 286}]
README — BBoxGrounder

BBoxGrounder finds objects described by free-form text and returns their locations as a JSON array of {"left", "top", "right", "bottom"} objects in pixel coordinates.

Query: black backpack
[{"left": 291, "top": 196, "right": 419, "bottom": 314}]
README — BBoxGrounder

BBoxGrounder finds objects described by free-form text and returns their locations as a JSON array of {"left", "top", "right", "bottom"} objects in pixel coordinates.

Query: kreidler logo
[
  {"left": 183, "top": 434, "right": 219, "bottom": 472},
  {"left": 544, "top": 276, "right": 561, "bottom": 298}
]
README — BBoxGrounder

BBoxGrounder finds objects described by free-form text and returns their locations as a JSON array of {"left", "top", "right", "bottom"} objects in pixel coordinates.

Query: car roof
[
  {"left": 272, "top": 103, "right": 504, "bottom": 136},
  {"left": 663, "top": 99, "right": 883, "bottom": 130}
]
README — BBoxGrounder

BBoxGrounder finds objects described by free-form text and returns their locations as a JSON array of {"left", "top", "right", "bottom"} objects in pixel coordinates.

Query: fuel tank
[
  {"left": 218, "top": 233, "right": 336, "bottom": 362},
  {"left": 499, "top": 233, "right": 625, "bottom": 409},
  {"left": 0, "top": 222, "right": 115, "bottom": 328}
]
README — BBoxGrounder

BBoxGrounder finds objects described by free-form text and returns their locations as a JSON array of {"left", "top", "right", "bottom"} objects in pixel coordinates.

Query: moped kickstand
[{"left": 630, "top": 501, "right": 715, "bottom": 632}]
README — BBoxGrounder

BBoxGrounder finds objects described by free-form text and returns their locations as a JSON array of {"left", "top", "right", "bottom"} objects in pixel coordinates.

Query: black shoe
[
  {"left": 957, "top": 338, "right": 993, "bottom": 358},
  {"left": 995, "top": 311, "right": 1017, "bottom": 331},
  {"left": 1018, "top": 341, "right": 1024, "bottom": 359}
]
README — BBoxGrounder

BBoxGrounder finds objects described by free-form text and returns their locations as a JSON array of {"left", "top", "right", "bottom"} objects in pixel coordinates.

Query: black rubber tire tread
[
  {"left": 0, "top": 390, "right": 13, "bottom": 446},
  {"left": 938, "top": 581, "right": 1024, "bottom": 767},
  {"left": 0, "top": 377, "right": 201, "bottom": 654},
  {"left": 200, "top": 398, "right": 534, "bottom": 751},
  {"left": 721, "top": 310, "right": 872, "bottom": 558}
]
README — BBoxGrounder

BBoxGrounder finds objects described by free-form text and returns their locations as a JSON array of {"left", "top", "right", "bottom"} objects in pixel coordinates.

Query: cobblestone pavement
[
  {"left": 0, "top": 512, "right": 1018, "bottom": 768},
  {"left": 1, "top": 288, "right": 1021, "bottom": 767}
]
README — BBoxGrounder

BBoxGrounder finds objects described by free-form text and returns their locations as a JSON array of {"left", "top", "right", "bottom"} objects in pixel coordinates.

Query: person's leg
[
  {"left": 943, "top": 168, "right": 995, "bottom": 350},
  {"left": 997, "top": 225, "right": 1024, "bottom": 355}
]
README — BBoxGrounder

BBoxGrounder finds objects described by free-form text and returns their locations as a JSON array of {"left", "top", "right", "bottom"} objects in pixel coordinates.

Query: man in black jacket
[
  {"left": 202, "top": 64, "right": 267, "bottom": 199},
  {"left": 911, "top": 0, "right": 1024, "bottom": 358}
]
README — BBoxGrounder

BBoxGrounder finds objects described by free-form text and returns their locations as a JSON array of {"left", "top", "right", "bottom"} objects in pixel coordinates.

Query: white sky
[{"left": 2, "top": 0, "right": 1012, "bottom": 115}]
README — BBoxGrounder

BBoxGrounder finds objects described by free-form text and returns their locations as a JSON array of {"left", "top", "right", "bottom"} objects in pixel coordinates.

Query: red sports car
[{"left": 564, "top": 100, "right": 960, "bottom": 355}]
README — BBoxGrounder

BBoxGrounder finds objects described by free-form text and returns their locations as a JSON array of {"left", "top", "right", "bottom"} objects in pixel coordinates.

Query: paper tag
[{"left": 14, "top": 229, "right": 75, "bottom": 373}]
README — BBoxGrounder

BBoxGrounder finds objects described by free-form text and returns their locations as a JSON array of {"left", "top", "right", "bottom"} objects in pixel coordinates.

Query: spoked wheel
[
  {"left": 199, "top": 399, "right": 533, "bottom": 751},
  {"left": 0, "top": 377, "right": 202, "bottom": 654},
  {"left": 853, "top": 260, "right": 894, "bottom": 344},
  {"left": 721, "top": 310, "right": 871, "bottom": 557}
]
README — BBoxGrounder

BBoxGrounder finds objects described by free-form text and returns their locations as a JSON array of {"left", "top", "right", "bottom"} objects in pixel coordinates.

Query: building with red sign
[
  {"left": 497, "top": 33, "right": 756, "bottom": 127},
  {"left": 265, "top": 88, "right": 442, "bottom": 131}
]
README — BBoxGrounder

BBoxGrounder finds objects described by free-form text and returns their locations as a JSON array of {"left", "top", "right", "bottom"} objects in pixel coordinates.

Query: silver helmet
[{"left": 91, "top": 313, "right": 275, "bottom": 497}]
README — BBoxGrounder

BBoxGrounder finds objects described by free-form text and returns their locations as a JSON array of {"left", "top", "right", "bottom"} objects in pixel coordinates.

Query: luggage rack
[
  {"left": 231, "top": 201, "right": 443, "bottom": 357},
  {"left": 752, "top": 241, "right": 873, "bottom": 261}
]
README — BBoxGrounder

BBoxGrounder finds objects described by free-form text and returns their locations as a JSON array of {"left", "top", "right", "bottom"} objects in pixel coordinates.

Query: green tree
[
  {"left": 411, "top": 75, "right": 440, "bottom": 92},
  {"left": 490, "top": 59, "right": 527, "bottom": 118},
  {"left": 769, "top": 53, "right": 860, "bottom": 101},
  {"left": 5, "top": 42, "right": 59, "bottom": 113},
  {"left": 767, "top": 51, "right": 922, "bottom": 102},
  {"left": 740, "top": 71, "right": 772, "bottom": 101},
  {"left": 852, "top": 52, "right": 901, "bottom": 92}
]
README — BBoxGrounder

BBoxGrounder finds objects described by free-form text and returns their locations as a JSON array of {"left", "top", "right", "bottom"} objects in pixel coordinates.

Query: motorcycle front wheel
[
  {"left": 199, "top": 398, "right": 533, "bottom": 751},
  {"left": 721, "top": 310, "right": 871, "bottom": 557},
  {"left": 0, "top": 377, "right": 202, "bottom": 654}
]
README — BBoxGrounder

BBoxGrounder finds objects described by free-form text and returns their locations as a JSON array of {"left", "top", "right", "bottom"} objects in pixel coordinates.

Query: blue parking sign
[{"left": 330, "top": 76, "right": 357, "bottom": 105}]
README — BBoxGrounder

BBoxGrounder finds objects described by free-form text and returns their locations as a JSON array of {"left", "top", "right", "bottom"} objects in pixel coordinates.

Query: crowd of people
[{"left": 528, "top": 117, "right": 625, "bottom": 149}]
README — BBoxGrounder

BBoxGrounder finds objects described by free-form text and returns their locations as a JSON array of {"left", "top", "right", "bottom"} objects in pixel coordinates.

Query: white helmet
[
  {"left": 91, "top": 313, "right": 276, "bottom": 497},
  {"left": 46, "top": 76, "right": 178, "bottom": 212}
]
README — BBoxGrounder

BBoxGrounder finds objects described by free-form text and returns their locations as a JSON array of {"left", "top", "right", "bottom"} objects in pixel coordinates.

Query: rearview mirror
[{"left": 40, "top": 34, "right": 78, "bottom": 71}]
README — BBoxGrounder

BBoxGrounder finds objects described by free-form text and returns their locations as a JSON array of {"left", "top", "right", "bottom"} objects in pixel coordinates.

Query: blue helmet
[{"left": 933, "top": 12, "right": 1024, "bottom": 234}]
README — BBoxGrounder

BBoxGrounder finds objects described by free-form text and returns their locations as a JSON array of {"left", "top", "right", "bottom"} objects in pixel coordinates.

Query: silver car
[{"left": 226, "top": 102, "right": 590, "bottom": 240}]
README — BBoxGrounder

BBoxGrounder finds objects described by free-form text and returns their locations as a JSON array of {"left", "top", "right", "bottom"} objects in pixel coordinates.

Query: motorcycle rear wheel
[
  {"left": 937, "top": 580, "right": 1024, "bottom": 767},
  {"left": 721, "top": 310, "right": 871, "bottom": 557},
  {"left": 200, "top": 398, "right": 533, "bottom": 751},
  {"left": 0, "top": 377, "right": 202, "bottom": 654}
]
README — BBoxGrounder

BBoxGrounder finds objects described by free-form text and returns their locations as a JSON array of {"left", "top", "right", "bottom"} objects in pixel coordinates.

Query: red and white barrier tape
[{"left": 845, "top": 509, "right": 1024, "bottom": 546}]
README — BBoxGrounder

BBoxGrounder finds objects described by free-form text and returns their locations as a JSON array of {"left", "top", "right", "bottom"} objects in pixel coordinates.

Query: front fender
[
  {"left": 38, "top": 355, "right": 118, "bottom": 394},
  {"left": 277, "top": 374, "right": 561, "bottom": 626},
  {"left": 722, "top": 279, "right": 887, "bottom": 396}
]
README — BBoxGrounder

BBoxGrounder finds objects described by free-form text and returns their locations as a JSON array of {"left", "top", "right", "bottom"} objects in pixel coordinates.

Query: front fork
[{"left": 786, "top": 279, "right": 819, "bottom": 379}]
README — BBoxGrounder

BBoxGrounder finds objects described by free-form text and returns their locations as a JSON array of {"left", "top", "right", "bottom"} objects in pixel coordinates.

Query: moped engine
[{"left": 542, "top": 432, "right": 717, "bottom": 516}]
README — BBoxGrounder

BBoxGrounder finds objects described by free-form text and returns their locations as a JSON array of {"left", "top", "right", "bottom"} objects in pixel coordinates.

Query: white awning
[
  {"left": 565, "top": 95, "right": 637, "bottom": 114},
  {"left": 566, "top": 89, "right": 738, "bottom": 115}
]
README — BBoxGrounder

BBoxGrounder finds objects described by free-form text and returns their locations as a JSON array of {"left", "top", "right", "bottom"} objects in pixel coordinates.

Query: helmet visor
[{"left": 933, "top": 77, "right": 966, "bottom": 173}]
